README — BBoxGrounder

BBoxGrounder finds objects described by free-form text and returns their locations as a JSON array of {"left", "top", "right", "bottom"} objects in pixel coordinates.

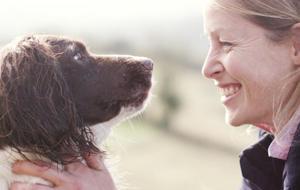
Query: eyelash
[{"left": 219, "top": 41, "right": 234, "bottom": 47}]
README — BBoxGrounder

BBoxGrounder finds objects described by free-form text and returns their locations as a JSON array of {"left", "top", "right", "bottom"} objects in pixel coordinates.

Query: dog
[{"left": 0, "top": 35, "right": 153, "bottom": 189}]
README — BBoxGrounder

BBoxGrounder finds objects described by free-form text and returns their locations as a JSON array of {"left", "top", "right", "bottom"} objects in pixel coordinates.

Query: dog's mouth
[
  {"left": 124, "top": 89, "right": 151, "bottom": 108},
  {"left": 92, "top": 78, "right": 152, "bottom": 130},
  {"left": 121, "top": 67, "right": 153, "bottom": 108}
]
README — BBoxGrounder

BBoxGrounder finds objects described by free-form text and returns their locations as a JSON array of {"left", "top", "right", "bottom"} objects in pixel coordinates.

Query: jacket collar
[{"left": 240, "top": 133, "right": 284, "bottom": 190}]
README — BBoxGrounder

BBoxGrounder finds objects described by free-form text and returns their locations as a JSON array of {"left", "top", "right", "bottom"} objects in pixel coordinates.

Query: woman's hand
[{"left": 10, "top": 153, "right": 117, "bottom": 190}]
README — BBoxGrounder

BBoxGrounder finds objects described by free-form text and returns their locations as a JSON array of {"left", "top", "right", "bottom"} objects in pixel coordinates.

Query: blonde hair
[{"left": 209, "top": 0, "right": 300, "bottom": 134}]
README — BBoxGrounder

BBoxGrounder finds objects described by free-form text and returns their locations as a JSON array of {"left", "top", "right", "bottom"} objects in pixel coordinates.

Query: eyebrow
[{"left": 207, "top": 27, "right": 237, "bottom": 40}]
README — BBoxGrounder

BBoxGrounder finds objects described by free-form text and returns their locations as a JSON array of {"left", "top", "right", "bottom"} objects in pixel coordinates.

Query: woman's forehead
[{"left": 204, "top": 7, "right": 263, "bottom": 38}]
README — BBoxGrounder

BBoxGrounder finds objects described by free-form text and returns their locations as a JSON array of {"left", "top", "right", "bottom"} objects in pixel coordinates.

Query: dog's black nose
[{"left": 142, "top": 59, "right": 154, "bottom": 70}]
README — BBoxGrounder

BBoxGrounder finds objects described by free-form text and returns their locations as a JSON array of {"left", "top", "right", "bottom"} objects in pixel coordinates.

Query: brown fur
[{"left": 0, "top": 35, "right": 153, "bottom": 165}]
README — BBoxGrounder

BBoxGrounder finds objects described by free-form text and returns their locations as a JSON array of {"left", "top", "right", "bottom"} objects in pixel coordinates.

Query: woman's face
[{"left": 202, "top": 7, "right": 296, "bottom": 127}]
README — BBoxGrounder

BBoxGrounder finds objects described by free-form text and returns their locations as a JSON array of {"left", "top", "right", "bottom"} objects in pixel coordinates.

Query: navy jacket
[{"left": 240, "top": 125, "right": 300, "bottom": 190}]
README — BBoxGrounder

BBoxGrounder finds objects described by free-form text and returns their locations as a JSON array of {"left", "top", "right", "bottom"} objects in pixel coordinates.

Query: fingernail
[{"left": 94, "top": 154, "right": 105, "bottom": 170}]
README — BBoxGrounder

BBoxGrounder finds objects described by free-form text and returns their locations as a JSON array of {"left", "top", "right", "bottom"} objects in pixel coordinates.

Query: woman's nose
[{"left": 201, "top": 50, "right": 224, "bottom": 79}]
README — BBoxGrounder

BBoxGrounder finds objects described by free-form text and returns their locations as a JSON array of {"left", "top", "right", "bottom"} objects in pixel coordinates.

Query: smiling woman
[
  {"left": 202, "top": 0, "right": 300, "bottom": 189},
  {"left": 203, "top": 7, "right": 294, "bottom": 128}
]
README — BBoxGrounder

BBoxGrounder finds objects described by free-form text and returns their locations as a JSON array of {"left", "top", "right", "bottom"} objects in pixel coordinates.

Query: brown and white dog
[{"left": 0, "top": 35, "right": 153, "bottom": 189}]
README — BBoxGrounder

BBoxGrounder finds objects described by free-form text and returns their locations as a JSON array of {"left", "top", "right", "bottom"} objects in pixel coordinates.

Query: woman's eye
[
  {"left": 219, "top": 41, "right": 233, "bottom": 47},
  {"left": 219, "top": 41, "right": 234, "bottom": 52},
  {"left": 73, "top": 53, "right": 82, "bottom": 60}
]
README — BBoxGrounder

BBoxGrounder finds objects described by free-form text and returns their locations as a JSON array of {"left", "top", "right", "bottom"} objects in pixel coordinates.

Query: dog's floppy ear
[{"left": 0, "top": 37, "right": 99, "bottom": 164}]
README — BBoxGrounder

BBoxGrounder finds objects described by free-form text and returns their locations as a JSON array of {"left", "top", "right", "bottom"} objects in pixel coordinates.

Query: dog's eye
[{"left": 73, "top": 53, "right": 82, "bottom": 60}]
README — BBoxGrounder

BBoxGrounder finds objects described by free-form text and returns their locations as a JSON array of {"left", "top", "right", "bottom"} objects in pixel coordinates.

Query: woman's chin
[{"left": 225, "top": 112, "right": 245, "bottom": 127}]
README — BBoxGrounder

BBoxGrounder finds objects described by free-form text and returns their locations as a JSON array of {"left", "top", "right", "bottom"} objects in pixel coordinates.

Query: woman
[{"left": 202, "top": 0, "right": 300, "bottom": 189}]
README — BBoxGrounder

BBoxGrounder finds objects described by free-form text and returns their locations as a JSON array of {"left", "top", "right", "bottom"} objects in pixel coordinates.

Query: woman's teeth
[{"left": 220, "top": 86, "right": 241, "bottom": 97}]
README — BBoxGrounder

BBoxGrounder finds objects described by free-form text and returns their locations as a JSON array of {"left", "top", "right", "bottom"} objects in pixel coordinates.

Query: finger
[
  {"left": 12, "top": 161, "right": 65, "bottom": 186},
  {"left": 10, "top": 182, "right": 52, "bottom": 190},
  {"left": 83, "top": 152, "right": 104, "bottom": 170}
]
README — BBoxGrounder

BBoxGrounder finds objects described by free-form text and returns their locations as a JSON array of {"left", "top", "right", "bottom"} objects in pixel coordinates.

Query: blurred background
[{"left": 0, "top": 0, "right": 258, "bottom": 189}]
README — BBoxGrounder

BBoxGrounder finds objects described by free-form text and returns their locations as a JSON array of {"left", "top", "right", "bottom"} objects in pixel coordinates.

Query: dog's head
[{"left": 0, "top": 35, "right": 153, "bottom": 163}]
